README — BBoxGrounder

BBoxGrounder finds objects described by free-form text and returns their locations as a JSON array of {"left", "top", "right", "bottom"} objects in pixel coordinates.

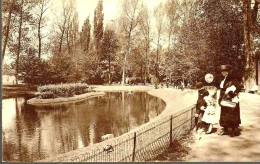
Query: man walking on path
[{"left": 186, "top": 92, "right": 260, "bottom": 162}]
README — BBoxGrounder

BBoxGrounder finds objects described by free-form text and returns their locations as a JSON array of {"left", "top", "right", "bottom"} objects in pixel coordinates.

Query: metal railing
[{"left": 41, "top": 105, "right": 196, "bottom": 162}]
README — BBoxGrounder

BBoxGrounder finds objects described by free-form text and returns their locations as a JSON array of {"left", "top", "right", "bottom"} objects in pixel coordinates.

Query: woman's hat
[{"left": 220, "top": 65, "right": 230, "bottom": 71}]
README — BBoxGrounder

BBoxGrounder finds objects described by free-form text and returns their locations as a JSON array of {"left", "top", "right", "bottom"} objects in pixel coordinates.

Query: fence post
[
  {"left": 132, "top": 132, "right": 137, "bottom": 162},
  {"left": 190, "top": 107, "right": 194, "bottom": 130},
  {"left": 169, "top": 115, "right": 173, "bottom": 146}
]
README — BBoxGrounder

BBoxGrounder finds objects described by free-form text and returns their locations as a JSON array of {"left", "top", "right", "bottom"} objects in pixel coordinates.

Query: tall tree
[
  {"left": 242, "top": 0, "right": 259, "bottom": 90},
  {"left": 93, "top": 0, "right": 104, "bottom": 58},
  {"left": 101, "top": 25, "right": 118, "bottom": 85},
  {"left": 55, "top": 0, "right": 73, "bottom": 56},
  {"left": 11, "top": 0, "right": 35, "bottom": 84},
  {"left": 139, "top": 4, "right": 152, "bottom": 84},
  {"left": 2, "top": 0, "right": 15, "bottom": 62},
  {"left": 165, "top": 0, "right": 180, "bottom": 51},
  {"left": 34, "top": 0, "right": 51, "bottom": 59},
  {"left": 153, "top": 2, "right": 165, "bottom": 79},
  {"left": 80, "top": 16, "right": 91, "bottom": 53},
  {"left": 119, "top": 0, "right": 141, "bottom": 85}
]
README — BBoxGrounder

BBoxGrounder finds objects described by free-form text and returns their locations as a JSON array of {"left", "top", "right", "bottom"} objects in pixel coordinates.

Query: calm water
[{"left": 2, "top": 92, "right": 165, "bottom": 162}]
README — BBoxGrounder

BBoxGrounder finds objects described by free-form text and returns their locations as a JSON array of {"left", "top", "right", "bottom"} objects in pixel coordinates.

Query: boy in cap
[{"left": 195, "top": 82, "right": 209, "bottom": 132}]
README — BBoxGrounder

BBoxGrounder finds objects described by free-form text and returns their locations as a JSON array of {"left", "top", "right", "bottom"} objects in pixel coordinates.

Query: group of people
[{"left": 195, "top": 65, "right": 242, "bottom": 137}]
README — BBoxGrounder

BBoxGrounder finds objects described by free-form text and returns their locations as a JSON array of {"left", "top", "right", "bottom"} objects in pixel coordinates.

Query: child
[
  {"left": 195, "top": 82, "right": 209, "bottom": 131},
  {"left": 201, "top": 95, "right": 217, "bottom": 134}
]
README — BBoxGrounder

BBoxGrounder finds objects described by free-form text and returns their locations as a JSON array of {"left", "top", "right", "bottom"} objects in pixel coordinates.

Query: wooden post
[
  {"left": 132, "top": 132, "right": 137, "bottom": 162},
  {"left": 169, "top": 115, "right": 173, "bottom": 146}
]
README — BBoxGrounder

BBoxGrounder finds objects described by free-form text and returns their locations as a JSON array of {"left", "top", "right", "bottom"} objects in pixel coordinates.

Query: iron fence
[{"left": 40, "top": 105, "right": 196, "bottom": 162}]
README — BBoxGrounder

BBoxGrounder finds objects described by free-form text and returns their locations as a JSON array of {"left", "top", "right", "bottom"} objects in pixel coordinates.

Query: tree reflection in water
[{"left": 2, "top": 92, "right": 165, "bottom": 162}]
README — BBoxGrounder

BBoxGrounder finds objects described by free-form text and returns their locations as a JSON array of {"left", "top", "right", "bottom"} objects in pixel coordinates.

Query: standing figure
[
  {"left": 201, "top": 95, "right": 217, "bottom": 134},
  {"left": 195, "top": 82, "right": 209, "bottom": 131},
  {"left": 218, "top": 65, "right": 242, "bottom": 137}
]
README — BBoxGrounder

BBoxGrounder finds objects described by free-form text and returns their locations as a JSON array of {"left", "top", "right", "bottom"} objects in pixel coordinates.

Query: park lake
[{"left": 2, "top": 92, "right": 165, "bottom": 162}]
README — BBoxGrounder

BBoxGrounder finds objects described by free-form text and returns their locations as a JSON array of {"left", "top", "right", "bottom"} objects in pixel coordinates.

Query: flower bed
[{"left": 37, "top": 83, "right": 91, "bottom": 99}]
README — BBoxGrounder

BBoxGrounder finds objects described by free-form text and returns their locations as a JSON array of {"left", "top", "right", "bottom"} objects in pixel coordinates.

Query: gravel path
[{"left": 185, "top": 92, "right": 260, "bottom": 162}]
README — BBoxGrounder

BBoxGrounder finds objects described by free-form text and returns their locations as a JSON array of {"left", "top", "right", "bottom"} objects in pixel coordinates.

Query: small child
[{"left": 201, "top": 95, "right": 217, "bottom": 134}]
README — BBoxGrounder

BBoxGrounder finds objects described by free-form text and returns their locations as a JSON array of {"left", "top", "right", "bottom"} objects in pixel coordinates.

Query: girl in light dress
[{"left": 201, "top": 95, "right": 217, "bottom": 134}]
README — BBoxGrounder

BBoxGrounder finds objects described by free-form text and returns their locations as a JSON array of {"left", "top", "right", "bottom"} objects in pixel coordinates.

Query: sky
[
  {"left": 3, "top": 0, "right": 168, "bottom": 65},
  {"left": 77, "top": 0, "right": 118, "bottom": 28},
  {"left": 76, "top": 0, "right": 167, "bottom": 28}
]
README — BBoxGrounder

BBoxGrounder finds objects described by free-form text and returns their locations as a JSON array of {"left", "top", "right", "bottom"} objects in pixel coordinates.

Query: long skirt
[{"left": 219, "top": 103, "right": 241, "bottom": 128}]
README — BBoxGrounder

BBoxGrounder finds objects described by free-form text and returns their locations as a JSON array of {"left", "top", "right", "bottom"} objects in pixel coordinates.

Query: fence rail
[{"left": 41, "top": 105, "right": 196, "bottom": 162}]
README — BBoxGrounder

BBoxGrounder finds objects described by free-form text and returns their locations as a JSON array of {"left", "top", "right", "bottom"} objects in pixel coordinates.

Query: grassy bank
[{"left": 2, "top": 85, "right": 37, "bottom": 99}]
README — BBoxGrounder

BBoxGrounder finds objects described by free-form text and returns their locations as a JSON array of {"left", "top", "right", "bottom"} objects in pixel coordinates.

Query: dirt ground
[{"left": 157, "top": 92, "right": 260, "bottom": 162}]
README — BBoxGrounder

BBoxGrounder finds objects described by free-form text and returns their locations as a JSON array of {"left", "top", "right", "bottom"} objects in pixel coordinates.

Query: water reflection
[{"left": 2, "top": 92, "right": 165, "bottom": 162}]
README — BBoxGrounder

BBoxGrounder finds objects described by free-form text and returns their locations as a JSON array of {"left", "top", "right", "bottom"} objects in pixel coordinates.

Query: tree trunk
[
  {"left": 59, "top": 29, "right": 65, "bottom": 55},
  {"left": 38, "top": 16, "right": 42, "bottom": 59},
  {"left": 243, "top": 0, "right": 257, "bottom": 91},
  {"left": 122, "top": 52, "right": 127, "bottom": 86},
  {"left": 156, "top": 33, "right": 160, "bottom": 80},
  {"left": 109, "top": 53, "right": 111, "bottom": 85},
  {"left": 122, "top": 34, "right": 131, "bottom": 86},
  {"left": 144, "top": 45, "right": 148, "bottom": 85},
  {"left": 2, "top": 0, "right": 14, "bottom": 62},
  {"left": 16, "top": 1, "right": 24, "bottom": 84}
]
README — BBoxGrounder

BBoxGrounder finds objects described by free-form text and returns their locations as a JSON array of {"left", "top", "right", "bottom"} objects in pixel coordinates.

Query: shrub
[{"left": 37, "top": 83, "right": 89, "bottom": 99}]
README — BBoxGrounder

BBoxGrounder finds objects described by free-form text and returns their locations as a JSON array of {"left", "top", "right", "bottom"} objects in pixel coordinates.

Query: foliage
[
  {"left": 17, "top": 48, "right": 47, "bottom": 85},
  {"left": 37, "top": 83, "right": 89, "bottom": 98},
  {"left": 2, "top": 64, "right": 15, "bottom": 76},
  {"left": 93, "top": 0, "right": 104, "bottom": 58},
  {"left": 80, "top": 16, "right": 91, "bottom": 53},
  {"left": 3, "top": 0, "right": 257, "bottom": 87}
]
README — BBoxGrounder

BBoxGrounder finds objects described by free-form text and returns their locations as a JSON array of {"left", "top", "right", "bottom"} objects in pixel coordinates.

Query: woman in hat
[{"left": 218, "top": 65, "right": 242, "bottom": 137}]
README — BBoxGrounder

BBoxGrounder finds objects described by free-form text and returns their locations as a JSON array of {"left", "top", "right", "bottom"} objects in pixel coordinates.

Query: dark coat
[
  {"left": 219, "top": 75, "right": 242, "bottom": 128},
  {"left": 196, "top": 88, "right": 209, "bottom": 115}
]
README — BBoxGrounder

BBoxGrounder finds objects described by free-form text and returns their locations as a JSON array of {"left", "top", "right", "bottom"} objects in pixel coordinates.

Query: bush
[{"left": 37, "top": 83, "right": 89, "bottom": 99}]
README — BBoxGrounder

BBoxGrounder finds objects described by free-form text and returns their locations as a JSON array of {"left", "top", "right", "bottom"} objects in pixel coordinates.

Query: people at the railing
[
  {"left": 195, "top": 82, "right": 209, "bottom": 132},
  {"left": 218, "top": 64, "right": 242, "bottom": 137}
]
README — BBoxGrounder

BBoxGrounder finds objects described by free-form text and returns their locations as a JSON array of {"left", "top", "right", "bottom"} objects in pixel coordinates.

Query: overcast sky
[
  {"left": 3, "top": 0, "right": 168, "bottom": 64},
  {"left": 76, "top": 0, "right": 167, "bottom": 28}
]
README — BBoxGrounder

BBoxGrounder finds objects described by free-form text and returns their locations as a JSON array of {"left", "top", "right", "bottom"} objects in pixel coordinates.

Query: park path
[{"left": 185, "top": 92, "right": 260, "bottom": 162}]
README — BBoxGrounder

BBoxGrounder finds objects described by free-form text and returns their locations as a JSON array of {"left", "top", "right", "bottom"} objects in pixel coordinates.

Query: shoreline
[
  {"left": 27, "top": 91, "right": 106, "bottom": 105},
  {"left": 38, "top": 86, "right": 197, "bottom": 162}
]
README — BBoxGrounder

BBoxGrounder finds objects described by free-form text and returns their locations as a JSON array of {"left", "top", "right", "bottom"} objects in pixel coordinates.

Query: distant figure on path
[
  {"left": 151, "top": 75, "right": 159, "bottom": 89},
  {"left": 218, "top": 65, "right": 242, "bottom": 137},
  {"left": 195, "top": 82, "right": 209, "bottom": 131}
]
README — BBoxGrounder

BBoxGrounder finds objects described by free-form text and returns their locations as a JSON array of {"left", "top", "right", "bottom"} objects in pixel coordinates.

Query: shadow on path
[{"left": 185, "top": 93, "right": 260, "bottom": 162}]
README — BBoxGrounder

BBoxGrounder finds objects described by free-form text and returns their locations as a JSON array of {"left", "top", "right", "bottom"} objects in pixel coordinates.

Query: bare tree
[
  {"left": 165, "top": 0, "right": 180, "bottom": 51},
  {"left": 119, "top": 0, "right": 141, "bottom": 85},
  {"left": 56, "top": 0, "right": 73, "bottom": 56},
  {"left": 34, "top": 0, "right": 51, "bottom": 59},
  {"left": 2, "top": 0, "right": 15, "bottom": 62},
  {"left": 153, "top": 2, "right": 166, "bottom": 79},
  {"left": 15, "top": 0, "right": 25, "bottom": 84},
  {"left": 138, "top": 4, "right": 152, "bottom": 84}
]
